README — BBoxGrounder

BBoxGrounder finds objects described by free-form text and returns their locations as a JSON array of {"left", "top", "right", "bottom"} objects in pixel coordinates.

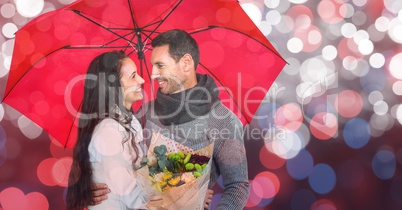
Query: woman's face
[{"left": 119, "top": 57, "right": 145, "bottom": 109}]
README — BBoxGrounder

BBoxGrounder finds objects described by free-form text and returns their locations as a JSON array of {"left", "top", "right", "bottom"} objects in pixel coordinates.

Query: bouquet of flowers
[{"left": 135, "top": 133, "right": 214, "bottom": 210}]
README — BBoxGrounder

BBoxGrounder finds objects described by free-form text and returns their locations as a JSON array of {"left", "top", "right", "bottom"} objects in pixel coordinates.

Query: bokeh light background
[{"left": 1, "top": 0, "right": 402, "bottom": 209}]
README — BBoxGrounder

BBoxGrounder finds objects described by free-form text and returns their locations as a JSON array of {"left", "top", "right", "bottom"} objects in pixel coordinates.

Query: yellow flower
[
  {"left": 162, "top": 173, "right": 172, "bottom": 181},
  {"left": 168, "top": 176, "right": 181, "bottom": 186}
]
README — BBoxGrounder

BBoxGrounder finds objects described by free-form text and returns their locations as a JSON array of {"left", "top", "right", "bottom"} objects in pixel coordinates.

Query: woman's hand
[
  {"left": 204, "top": 189, "right": 214, "bottom": 209},
  {"left": 90, "top": 183, "right": 110, "bottom": 205}
]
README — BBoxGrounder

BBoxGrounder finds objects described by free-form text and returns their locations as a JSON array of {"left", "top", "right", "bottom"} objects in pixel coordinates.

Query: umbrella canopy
[{"left": 2, "top": 0, "right": 286, "bottom": 148}]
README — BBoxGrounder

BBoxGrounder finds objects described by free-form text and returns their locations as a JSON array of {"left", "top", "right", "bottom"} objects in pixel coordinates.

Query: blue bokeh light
[
  {"left": 256, "top": 102, "right": 280, "bottom": 129},
  {"left": 343, "top": 118, "right": 371, "bottom": 149},
  {"left": 286, "top": 149, "right": 314, "bottom": 180},
  {"left": 360, "top": 69, "right": 386, "bottom": 92},
  {"left": 372, "top": 150, "right": 396, "bottom": 180},
  {"left": 308, "top": 163, "right": 336, "bottom": 194}
]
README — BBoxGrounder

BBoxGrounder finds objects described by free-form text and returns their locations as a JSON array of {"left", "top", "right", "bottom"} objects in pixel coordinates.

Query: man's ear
[{"left": 181, "top": 54, "right": 194, "bottom": 72}]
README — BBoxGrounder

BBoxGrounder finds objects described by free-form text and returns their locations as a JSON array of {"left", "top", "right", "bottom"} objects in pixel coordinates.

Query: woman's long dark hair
[{"left": 66, "top": 51, "right": 140, "bottom": 209}]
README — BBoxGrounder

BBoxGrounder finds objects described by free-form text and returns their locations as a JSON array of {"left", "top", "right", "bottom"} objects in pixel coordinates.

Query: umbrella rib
[
  {"left": 1, "top": 46, "right": 68, "bottom": 103},
  {"left": 190, "top": 25, "right": 288, "bottom": 64},
  {"left": 198, "top": 63, "right": 251, "bottom": 124},
  {"left": 71, "top": 10, "right": 134, "bottom": 44},
  {"left": 127, "top": 0, "right": 139, "bottom": 29},
  {"left": 144, "top": 0, "right": 184, "bottom": 39},
  {"left": 64, "top": 100, "right": 83, "bottom": 148}
]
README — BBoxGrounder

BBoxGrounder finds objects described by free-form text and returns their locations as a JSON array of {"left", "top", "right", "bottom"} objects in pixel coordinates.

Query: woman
[{"left": 67, "top": 50, "right": 149, "bottom": 209}]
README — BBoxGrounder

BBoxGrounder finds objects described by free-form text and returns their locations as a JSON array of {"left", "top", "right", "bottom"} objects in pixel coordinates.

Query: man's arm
[{"left": 213, "top": 115, "right": 250, "bottom": 209}]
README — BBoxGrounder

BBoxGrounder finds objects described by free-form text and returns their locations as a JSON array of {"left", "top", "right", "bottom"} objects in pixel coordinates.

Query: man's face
[{"left": 150, "top": 45, "right": 185, "bottom": 95}]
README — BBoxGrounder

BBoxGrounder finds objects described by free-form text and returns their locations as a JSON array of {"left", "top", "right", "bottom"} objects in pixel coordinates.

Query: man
[{"left": 92, "top": 29, "right": 250, "bottom": 209}]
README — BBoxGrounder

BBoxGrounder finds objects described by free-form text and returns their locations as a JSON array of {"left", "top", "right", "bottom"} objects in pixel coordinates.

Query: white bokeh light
[
  {"left": 58, "top": 0, "right": 75, "bottom": 5},
  {"left": 322, "top": 45, "right": 338, "bottom": 61},
  {"left": 375, "top": 16, "right": 390, "bottom": 32},
  {"left": 1, "top": 3, "right": 16, "bottom": 18},
  {"left": 358, "top": 39, "right": 374, "bottom": 55},
  {"left": 15, "top": 0, "right": 44, "bottom": 18},
  {"left": 264, "top": 0, "right": 280, "bottom": 9},
  {"left": 241, "top": 3, "right": 262, "bottom": 26},
  {"left": 354, "top": 30, "right": 370, "bottom": 44},
  {"left": 368, "top": 91, "right": 384, "bottom": 105},
  {"left": 340, "top": 4, "right": 355, "bottom": 18},
  {"left": 259, "top": 21, "right": 272, "bottom": 35},
  {"left": 389, "top": 53, "right": 402, "bottom": 79},
  {"left": 341, "top": 23, "right": 357, "bottom": 38},
  {"left": 369, "top": 53, "right": 385, "bottom": 68},
  {"left": 266, "top": 10, "right": 281, "bottom": 25},
  {"left": 343, "top": 56, "right": 358, "bottom": 71},
  {"left": 397, "top": 104, "right": 402, "bottom": 125},
  {"left": 373, "top": 101, "right": 389, "bottom": 115},
  {"left": 353, "top": 0, "right": 368, "bottom": 7},
  {"left": 289, "top": 0, "right": 308, "bottom": 4},
  {"left": 17, "top": 115, "right": 43, "bottom": 139},
  {"left": 392, "top": 81, "right": 402, "bottom": 96},
  {"left": 388, "top": 18, "right": 402, "bottom": 43},
  {"left": 384, "top": 0, "right": 402, "bottom": 14},
  {"left": 2, "top": 23, "right": 18, "bottom": 38},
  {"left": 287, "top": 37, "right": 303, "bottom": 53},
  {"left": 0, "top": 104, "right": 4, "bottom": 121}
]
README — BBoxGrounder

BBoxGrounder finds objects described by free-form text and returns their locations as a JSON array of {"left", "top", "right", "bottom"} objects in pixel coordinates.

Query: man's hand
[
  {"left": 204, "top": 189, "right": 214, "bottom": 209},
  {"left": 90, "top": 183, "right": 110, "bottom": 205}
]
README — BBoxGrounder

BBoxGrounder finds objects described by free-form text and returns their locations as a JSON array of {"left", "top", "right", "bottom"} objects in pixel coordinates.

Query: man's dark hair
[{"left": 152, "top": 29, "right": 200, "bottom": 69}]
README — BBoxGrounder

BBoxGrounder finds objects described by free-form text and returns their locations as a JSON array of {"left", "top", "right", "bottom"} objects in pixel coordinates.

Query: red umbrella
[{"left": 2, "top": 0, "right": 286, "bottom": 148}]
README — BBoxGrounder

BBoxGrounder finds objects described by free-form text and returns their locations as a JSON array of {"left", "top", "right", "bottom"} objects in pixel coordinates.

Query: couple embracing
[{"left": 66, "top": 29, "right": 249, "bottom": 210}]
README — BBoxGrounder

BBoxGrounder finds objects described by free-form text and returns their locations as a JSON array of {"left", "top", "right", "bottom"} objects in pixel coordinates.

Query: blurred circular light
[
  {"left": 317, "top": 0, "right": 345, "bottom": 24},
  {"left": 2, "top": 22, "right": 18, "bottom": 38},
  {"left": 392, "top": 81, "right": 402, "bottom": 95},
  {"left": 0, "top": 104, "right": 4, "bottom": 121},
  {"left": 264, "top": 0, "right": 280, "bottom": 9},
  {"left": 266, "top": 10, "right": 281, "bottom": 25},
  {"left": 375, "top": 16, "right": 390, "bottom": 32},
  {"left": 388, "top": 19, "right": 402, "bottom": 43},
  {"left": 274, "top": 103, "right": 303, "bottom": 131},
  {"left": 396, "top": 104, "right": 402, "bottom": 125},
  {"left": 389, "top": 53, "right": 402, "bottom": 79},
  {"left": 368, "top": 91, "right": 384, "bottom": 105},
  {"left": 241, "top": 3, "right": 262, "bottom": 26},
  {"left": 354, "top": 30, "right": 369, "bottom": 44},
  {"left": 287, "top": 37, "right": 303, "bottom": 53},
  {"left": 352, "top": 11, "right": 367, "bottom": 26},
  {"left": 335, "top": 90, "right": 363, "bottom": 118},
  {"left": 353, "top": 0, "right": 367, "bottom": 6},
  {"left": 339, "top": 3, "right": 354, "bottom": 18},
  {"left": 308, "top": 163, "right": 336, "bottom": 194},
  {"left": 311, "top": 199, "right": 337, "bottom": 210},
  {"left": 341, "top": 23, "right": 357, "bottom": 38},
  {"left": 260, "top": 146, "right": 286, "bottom": 169},
  {"left": 17, "top": 116, "right": 43, "bottom": 139},
  {"left": 259, "top": 21, "right": 272, "bottom": 35},
  {"left": 343, "top": 118, "right": 371, "bottom": 149},
  {"left": 283, "top": 57, "right": 300, "bottom": 76},
  {"left": 368, "top": 24, "right": 386, "bottom": 42},
  {"left": 37, "top": 158, "right": 58, "bottom": 186},
  {"left": 1, "top": 3, "right": 16, "bottom": 18},
  {"left": 286, "top": 149, "right": 314, "bottom": 180},
  {"left": 383, "top": 0, "right": 402, "bottom": 14},
  {"left": 253, "top": 171, "right": 280, "bottom": 199},
  {"left": 15, "top": 0, "right": 44, "bottom": 18},
  {"left": 309, "top": 112, "right": 338, "bottom": 140},
  {"left": 369, "top": 53, "right": 385, "bottom": 68},
  {"left": 370, "top": 114, "right": 393, "bottom": 131},
  {"left": 360, "top": 69, "right": 386, "bottom": 92},
  {"left": 52, "top": 157, "right": 72, "bottom": 187},
  {"left": 358, "top": 39, "right": 374, "bottom": 55},
  {"left": 343, "top": 56, "right": 358, "bottom": 71},
  {"left": 322, "top": 45, "right": 338, "bottom": 61},
  {"left": 0, "top": 187, "right": 26, "bottom": 209},
  {"left": 268, "top": 130, "right": 304, "bottom": 159},
  {"left": 372, "top": 150, "right": 396, "bottom": 180},
  {"left": 289, "top": 0, "right": 308, "bottom": 3},
  {"left": 373, "top": 101, "right": 389, "bottom": 115}
]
